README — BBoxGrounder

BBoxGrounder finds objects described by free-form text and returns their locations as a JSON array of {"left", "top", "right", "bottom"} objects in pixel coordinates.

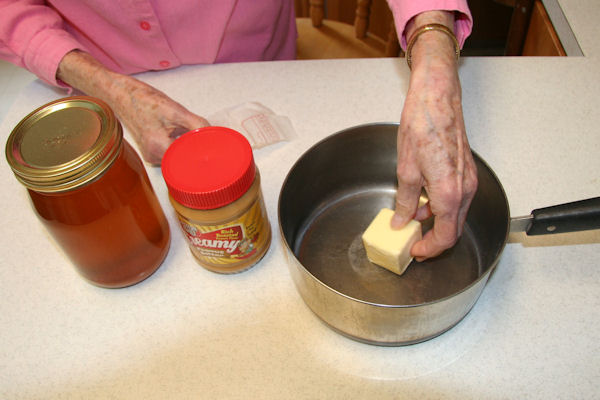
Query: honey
[
  {"left": 161, "top": 127, "right": 271, "bottom": 273},
  {"left": 5, "top": 97, "right": 170, "bottom": 288}
]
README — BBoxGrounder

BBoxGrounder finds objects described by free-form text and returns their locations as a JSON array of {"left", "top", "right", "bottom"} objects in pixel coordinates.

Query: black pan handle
[{"left": 527, "top": 197, "right": 600, "bottom": 235}]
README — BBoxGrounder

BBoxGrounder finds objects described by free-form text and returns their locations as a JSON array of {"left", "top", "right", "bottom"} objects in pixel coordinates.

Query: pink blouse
[{"left": 0, "top": 0, "right": 471, "bottom": 88}]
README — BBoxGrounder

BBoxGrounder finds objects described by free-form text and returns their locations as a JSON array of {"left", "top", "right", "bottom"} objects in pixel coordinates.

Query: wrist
[
  {"left": 57, "top": 51, "right": 142, "bottom": 117},
  {"left": 405, "top": 11, "right": 458, "bottom": 71},
  {"left": 408, "top": 30, "right": 458, "bottom": 72},
  {"left": 406, "top": 11, "right": 454, "bottom": 40},
  {"left": 57, "top": 50, "right": 127, "bottom": 102}
]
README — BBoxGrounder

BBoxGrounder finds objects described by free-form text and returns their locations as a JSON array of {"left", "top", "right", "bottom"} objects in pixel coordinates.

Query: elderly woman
[{"left": 0, "top": 0, "right": 476, "bottom": 260}]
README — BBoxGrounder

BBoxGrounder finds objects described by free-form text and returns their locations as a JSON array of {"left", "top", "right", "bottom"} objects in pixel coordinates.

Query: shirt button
[
  {"left": 159, "top": 60, "right": 171, "bottom": 68},
  {"left": 140, "top": 21, "right": 151, "bottom": 31}
]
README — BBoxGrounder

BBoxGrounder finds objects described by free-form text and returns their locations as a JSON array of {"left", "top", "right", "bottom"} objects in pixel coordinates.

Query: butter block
[{"left": 361, "top": 208, "right": 422, "bottom": 276}]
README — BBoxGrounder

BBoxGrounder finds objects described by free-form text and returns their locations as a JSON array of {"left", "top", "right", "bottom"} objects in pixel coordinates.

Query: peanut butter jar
[{"left": 161, "top": 127, "right": 271, "bottom": 273}]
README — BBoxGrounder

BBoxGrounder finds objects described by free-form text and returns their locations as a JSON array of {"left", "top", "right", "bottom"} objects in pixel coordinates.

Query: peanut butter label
[{"left": 177, "top": 199, "right": 269, "bottom": 267}]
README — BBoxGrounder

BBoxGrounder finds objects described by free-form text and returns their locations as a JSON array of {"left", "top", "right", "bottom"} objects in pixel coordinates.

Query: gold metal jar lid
[{"left": 5, "top": 96, "right": 122, "bottom": 192}]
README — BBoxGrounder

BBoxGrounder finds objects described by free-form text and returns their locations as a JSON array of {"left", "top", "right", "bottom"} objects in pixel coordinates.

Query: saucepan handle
[{"left": 525, "top": 197, "right": 600, "bottom": 235}]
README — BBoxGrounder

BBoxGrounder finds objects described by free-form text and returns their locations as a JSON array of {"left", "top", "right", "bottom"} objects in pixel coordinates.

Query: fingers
[
  {"left": 456, "top": 157, "right": 478, "bottom": 236},
  {"left": 393, "top": 130, "right": 423, "bottom": 228},
  {"left": 141, "top": 111, "right": 210, "bottom": 165},
  {"left": 140, "top": 134, "right": 170, "bottom": 165},
  {"left": 414, "top": 202, "right": 432, "bottom": 221},
  {"left": 411, "top": 181, "right": 461, "bottom": 260},
  {"left": 411, "top": 213, "right": 459, "bottom": 261},
  {"left": 411, "top": 186, "right": 478, "bottom": 261},
  {"left": 392, "top": 182, "right": 422, "bottom": 229},
  {"left": 167, "top": 113, "right": 210, "bottom": 139},
  {"left": 394, "top": 189, "right": 431, "bottom": 227},
  {"left": 395, "top": 151, "right": 476, "bottom": 261},
  {"left": 180, "top": 113, "right": 210, "bottom": 134},
  {"left": 410, "top": 155, "right": 478, "bottom": 261}
]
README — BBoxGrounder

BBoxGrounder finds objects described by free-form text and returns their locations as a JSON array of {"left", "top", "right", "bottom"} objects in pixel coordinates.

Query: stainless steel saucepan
[{"left": 278, "top": 123, "right": 600, "bottom": 345}]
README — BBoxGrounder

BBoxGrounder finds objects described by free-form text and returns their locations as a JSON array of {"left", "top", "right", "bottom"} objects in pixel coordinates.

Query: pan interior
[
  {"left": 278, "top": 123, "right": 509, "bottom": 310},
  {"left": 293, "top": 185, "right": 483, "bottom": 306}
]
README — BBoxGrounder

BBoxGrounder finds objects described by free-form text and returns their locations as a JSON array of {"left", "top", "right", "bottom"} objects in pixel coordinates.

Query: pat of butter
[{"left": 361, "top": 208, "right": 422, "bottom": 276}]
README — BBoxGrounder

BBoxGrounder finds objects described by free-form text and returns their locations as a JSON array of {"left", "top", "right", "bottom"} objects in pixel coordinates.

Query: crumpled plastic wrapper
[{"left": 208, "top": 102, "right": 296, "bottom": 149}]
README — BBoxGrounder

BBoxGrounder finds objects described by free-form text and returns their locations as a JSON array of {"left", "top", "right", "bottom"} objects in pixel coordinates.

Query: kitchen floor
[{"left": 0, "top": 60, "right": 36, "bottom": 124}]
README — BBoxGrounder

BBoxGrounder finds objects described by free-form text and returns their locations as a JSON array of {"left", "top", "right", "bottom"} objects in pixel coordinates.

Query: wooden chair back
[{"left": 295, "top": 0, "right": 402, "bottom": 59}]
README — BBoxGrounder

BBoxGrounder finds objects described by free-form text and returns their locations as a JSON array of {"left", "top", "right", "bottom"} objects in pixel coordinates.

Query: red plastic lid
[{"left": 161, "top": 127, "right": 255, "bottom": 209}]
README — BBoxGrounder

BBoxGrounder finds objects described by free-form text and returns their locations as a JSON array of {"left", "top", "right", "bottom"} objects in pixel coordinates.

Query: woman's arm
[
  {"left": 0, "top": 0, "right": 82, "bottom": 86},
  {"left": 57, "top": 50, "right": 209, "bottom": 164},
  {"left": 1, "top": 1, "right": 209, "bottom": 163},
  {"left": 391, "top": 9, "right": 478, "bottom": 260}
]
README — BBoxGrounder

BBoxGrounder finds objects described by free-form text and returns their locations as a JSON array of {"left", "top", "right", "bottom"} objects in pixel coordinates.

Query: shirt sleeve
[
  {"left": 386, "top": 0, "right": 473, "bottom": 50},
  {"left": 0, "top": 0, "right": 86, "bottom": 87}
]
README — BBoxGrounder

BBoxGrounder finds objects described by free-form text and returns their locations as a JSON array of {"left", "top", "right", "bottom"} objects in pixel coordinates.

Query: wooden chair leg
[
  {"left": 310, "top": 0, "right": 324, "bottom": 27},
  {"left": 385, "top": 22, "right": 401, "bottom": 57},
  {"left": 355, "top": 0, "right": 372, "bottom": 38},
  {"left": 504, "top": 0, "right": 535, "bottom": 55}
]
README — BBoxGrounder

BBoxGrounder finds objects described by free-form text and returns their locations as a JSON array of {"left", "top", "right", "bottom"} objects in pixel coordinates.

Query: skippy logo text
[
  {"left": 182, "top": 223, "right": 250, "bottom": 256},
  {"left": 190, "top": 237, "right": 240, "bottom": 253}
]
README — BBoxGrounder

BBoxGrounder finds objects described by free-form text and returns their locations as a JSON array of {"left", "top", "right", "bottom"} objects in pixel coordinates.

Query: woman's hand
[
  {"left": 57, "top": 50, "right": 208, "bottom": 164},
  {"left": 105, "top": 75, "right": 209, "bottom": 164},
  {"left": 392, "top": 12, "right": 478, "bottom": 261}
]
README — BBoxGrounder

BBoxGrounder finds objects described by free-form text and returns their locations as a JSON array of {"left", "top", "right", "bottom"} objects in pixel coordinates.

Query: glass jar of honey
[
  {"left": 5, "top": 96, "right": 170, "bottom": 288},
  {"left": 161, "top": 127, "right": 271, "bottom": 274}
]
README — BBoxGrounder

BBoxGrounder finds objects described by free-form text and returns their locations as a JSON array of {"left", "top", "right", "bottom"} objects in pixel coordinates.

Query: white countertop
[{"left": 1, "top": 1, "right": 599, "bottom": 398}]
